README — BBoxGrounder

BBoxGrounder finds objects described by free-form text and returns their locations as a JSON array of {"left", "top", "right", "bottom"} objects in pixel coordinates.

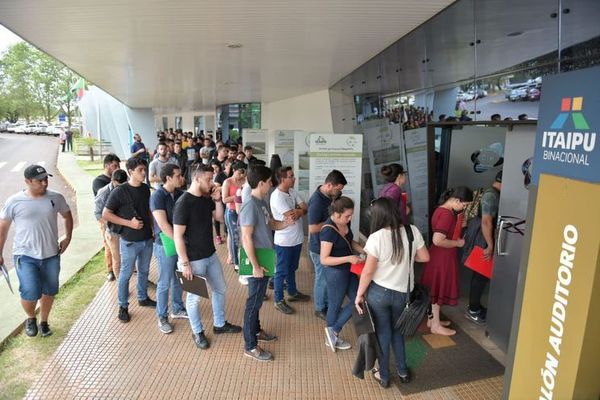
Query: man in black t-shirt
[
  {"left": 93, "top": 154, "right": 121, "bottom": 282},
  {"left": 103, "top": 157, "right": 156, "bottom": 323},
  {"left": 173, "top": 163, "right": 242, "bottom": 350}
]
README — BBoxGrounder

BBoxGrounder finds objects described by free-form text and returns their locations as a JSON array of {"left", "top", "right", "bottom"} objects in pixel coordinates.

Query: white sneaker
[{"left": 238, "top": 275, "right": 249, "bottom": 285}]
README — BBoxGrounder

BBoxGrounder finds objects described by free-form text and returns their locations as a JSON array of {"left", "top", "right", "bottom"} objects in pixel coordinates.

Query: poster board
[
  {"left": 309, "top": 133, "right": 363, "bottom": 236},
  {"left": 243, "top": 129, "right": 268, "bottom": 162},
  {"left": 273, "top": 130, "right": 296, "bottom": 167},
  {"left": 403, "top": 127, "right": 429, "bottom": 238},
  {"left": 293, "top": 130, "right": 311, "bottom": 200}
]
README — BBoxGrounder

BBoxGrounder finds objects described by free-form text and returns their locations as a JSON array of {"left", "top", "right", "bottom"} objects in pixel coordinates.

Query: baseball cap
[{"left": 24, "top": 165, "right": 53, "bottom": 180}]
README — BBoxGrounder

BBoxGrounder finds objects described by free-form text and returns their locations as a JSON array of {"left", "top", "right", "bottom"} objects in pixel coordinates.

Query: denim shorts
[{"left": 14, "top": 254, "right": 61, "bottom": 301}]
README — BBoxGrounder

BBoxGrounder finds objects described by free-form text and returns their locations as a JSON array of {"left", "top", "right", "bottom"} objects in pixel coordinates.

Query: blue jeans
[
  {"left": 14, "top": 254, "right": 60, "bottom": 301},
  {"left": 274, "top": 244, "right": 302, "bottom": 302},
  {"left": 324, "top": 265, "right": 358, "bottom": 334},
  {"left": 184, "top": 253, "right": 227, "bottom": 334},
  {"left": 224, "top": 208, "right": 240, "bottom": 266},
  {"left": 118, "top": 239, "right": 153, "bottom": 308},
  {"left": 309, "top": 251, "right": 328, "bottom": 312},
  {"left": 153, "top": 243, "right": 185, "bottom": 319},
  {"left": 243, "top": 276, "right": 269, "bottom": 351},
  {"left": 368, "top": 282, "right": 409, "bottom": 382}
]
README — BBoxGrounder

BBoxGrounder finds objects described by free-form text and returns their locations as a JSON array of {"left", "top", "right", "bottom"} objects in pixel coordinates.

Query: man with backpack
[{"left": 462, "top": 171, "right": 502, "bottom": 325}]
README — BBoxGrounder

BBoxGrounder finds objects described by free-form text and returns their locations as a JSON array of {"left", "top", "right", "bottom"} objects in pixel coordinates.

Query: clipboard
[
  {"left": 175, "top": 271, "right": 209, "bottom": 298},
  {"left": 238, "top": 247, "right": 275, "bottom": 277},
  {"left": 464, "top": 246, "right": 494, "bottom": 279}
]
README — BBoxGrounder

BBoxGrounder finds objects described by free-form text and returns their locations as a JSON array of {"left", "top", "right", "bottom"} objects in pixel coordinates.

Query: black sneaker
[
  {"left": 118, "top": 307, "right": 131, "bottom": 323},
  {"left": 465, "top": 308, "right": 486, "bottom": 325},
  {"left": 138, "top": 297, "right": 157, "bottom": 307},
  {"left": 25, "top": 318, "right": 38, "bottom": 337},
  {"left": 39, "top": 321, "right": 53, "bottom": 337},
  {"left": 314, "top": 309, "right": 327, "bottom": 321},
  {"left": 106, "top": 271, "right": 116, "bottom": 281},
  {"left": 213, "top": 321, "right": 242, "bottom": 334},
  {"left": 287, "top": 290, "right": 311, "bottom": 302},
  {"left": 192, "top": 331, "right": 210, "bottom": 349},
  {"left": 256, "top": 330, "right": 278, "bottom": 342},
  {"left": 274, "top": 300, "right": 295, "bottom": 315},
  {"left": 398, "top": 370, "right": 412, "bottom": 384}
]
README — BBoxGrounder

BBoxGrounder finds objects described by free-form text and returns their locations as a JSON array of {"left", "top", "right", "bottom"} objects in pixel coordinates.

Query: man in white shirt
[{"left": 270, "top": 166, "right": 310, "bottom": 314}]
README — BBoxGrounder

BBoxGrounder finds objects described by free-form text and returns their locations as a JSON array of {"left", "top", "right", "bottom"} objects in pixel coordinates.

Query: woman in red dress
[{"left": 421, "top": 186, "right": 472, "bottom": 336}]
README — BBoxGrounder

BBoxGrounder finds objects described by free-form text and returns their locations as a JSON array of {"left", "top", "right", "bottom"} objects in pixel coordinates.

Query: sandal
[{"left": 371, "top": 368, "right": 389, "bottom": 388}]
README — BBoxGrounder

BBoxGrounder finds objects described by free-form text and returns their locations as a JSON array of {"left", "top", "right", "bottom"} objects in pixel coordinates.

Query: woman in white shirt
[{"left": 355, "top": 197, "right": 430, "bottom": 388}]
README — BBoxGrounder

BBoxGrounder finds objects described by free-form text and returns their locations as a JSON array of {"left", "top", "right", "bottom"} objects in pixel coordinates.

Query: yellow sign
[{"left": 508, "top": 174, "right": 600, "bottom": 399}]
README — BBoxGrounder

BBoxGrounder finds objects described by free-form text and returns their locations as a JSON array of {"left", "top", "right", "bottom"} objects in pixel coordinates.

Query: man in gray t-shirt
[
  {"left": 239, "top": 165, "right": 291, "bottom": 361},
  {"left": 0, "top": 165, "right": 73, "bottom": 338},
  {"left": 149, "top": 142, "right": 179, "bottom": 189}
]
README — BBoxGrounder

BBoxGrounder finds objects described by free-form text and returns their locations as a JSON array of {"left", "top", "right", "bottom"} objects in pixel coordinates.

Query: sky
[{"left": 0, "top": 24, "right": 23, "bottom": 54}]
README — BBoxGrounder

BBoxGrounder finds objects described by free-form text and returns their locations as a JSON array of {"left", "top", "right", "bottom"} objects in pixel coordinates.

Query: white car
[
  {"left": 46, "top": 125, "right": 64, "bottom": 137},
  {"left": 13, "top": 124, "right": 27, "bottom": 134}
]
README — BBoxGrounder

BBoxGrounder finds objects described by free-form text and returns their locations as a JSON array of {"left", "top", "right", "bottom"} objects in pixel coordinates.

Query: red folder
[
  {"left": 350, "top": 262, "right": 366, "bottom": 276},
  {"left": 452, "top": 213, "right": 464, "bottom": 240},
  {"left": 464, "top": 246, "right": 494, "bottom": 279}
]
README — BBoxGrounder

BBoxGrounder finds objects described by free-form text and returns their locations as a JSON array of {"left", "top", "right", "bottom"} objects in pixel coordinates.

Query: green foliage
[{"left": 0, "top": 42, "right": 81, "bottom": 124}]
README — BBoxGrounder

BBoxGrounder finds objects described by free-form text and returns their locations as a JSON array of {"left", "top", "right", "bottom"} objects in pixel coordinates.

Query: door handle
[{"left": 497, "top": 219, "right": 508, "bottom": 256}]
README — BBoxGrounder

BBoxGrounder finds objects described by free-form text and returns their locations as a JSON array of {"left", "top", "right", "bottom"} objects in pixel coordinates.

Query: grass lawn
[
  {"left": 76, "top": 159, "right": 104, "bottom": 177},
  {"left": 0, "top": 251, "right": 106, "bottom": 400}
]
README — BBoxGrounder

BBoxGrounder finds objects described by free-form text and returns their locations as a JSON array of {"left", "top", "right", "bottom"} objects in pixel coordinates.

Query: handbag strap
[
  {"left": 321, "top": 223, "right": 353, "bottom": 254},
  {"left": 404, "top": 224, "right": 414, "bottom": 304}
]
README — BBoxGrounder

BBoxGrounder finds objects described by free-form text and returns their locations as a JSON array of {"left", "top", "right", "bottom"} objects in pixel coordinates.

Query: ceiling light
[
  {"left": 226, "top": 43, "right": 243, "bottom": 49},
  {"left": 507, "top": 31, "right": 523, "bottom": 37}
]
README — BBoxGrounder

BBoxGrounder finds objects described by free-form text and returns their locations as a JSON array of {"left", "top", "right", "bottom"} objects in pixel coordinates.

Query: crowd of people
[
  {"left": 384, "top": 105, "right": 433, "bottom": 130},
  {"left": 0, "top": 129, "right": 501, "bottom": 387}
]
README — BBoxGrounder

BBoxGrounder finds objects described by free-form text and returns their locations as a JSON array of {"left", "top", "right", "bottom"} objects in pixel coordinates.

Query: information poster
[
  {"left": 363, "top": 119, "right": 407, "bottom": 195},
  {"left": 243, "top": 129, "right": 268, "bottom": 162},
  {"left": 309, "top": 133, "right": 363, "bottom": 236},
  {"left": 403, "top": 127, "right": 429, "bottom": 238},
  {"left": 293, "top": 130, "right": 311, "bottom": 199},
  {"left": 273, "top": 130, "right": 296, "bottom": 167}
]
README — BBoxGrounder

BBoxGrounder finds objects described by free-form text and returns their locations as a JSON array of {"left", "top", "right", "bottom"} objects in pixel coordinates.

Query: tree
[{"left": 0, "top": 42, "right": 81, "bottom": 124}]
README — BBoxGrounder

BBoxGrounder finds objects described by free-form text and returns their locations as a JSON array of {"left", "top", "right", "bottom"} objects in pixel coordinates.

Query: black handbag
[{"left": 394, "top": 224, "right": 431, "bottom": 335}]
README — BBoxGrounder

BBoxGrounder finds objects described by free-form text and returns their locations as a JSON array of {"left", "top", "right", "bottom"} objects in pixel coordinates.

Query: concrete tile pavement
[{"left": 0, "top": 150, "right": 103, "bottom": 344}]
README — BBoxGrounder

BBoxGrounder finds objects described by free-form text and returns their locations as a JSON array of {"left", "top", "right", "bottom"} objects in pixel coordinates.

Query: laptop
[{"left": 175, "top": 271, "right": 209, "bottom": 298}]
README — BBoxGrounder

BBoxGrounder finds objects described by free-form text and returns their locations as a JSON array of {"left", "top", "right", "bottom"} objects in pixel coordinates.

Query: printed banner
[
  {"left": 403, "top": 127, "right": 429, "bottom": 239},
  {"left": 293, "top": 130, "right": 311, "bottom": 200},
  {"left": 243, "top": 129, "right": 269, "bottom": 162},
  {"left": 309, "top": 133, "right": 363, "bottom": 236}
]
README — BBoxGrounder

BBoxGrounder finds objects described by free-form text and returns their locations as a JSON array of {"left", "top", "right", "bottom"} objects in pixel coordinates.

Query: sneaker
[
  {"left": 213, "top": 321, "right": 242, "bottom": 334},
  {"left": 256, "top": 330, "right": 278, "bottom": 342},
  {"left": 274, "top": 300, "right": 295, "bottom": 315},
  {"left": 334, "top": 337, "right": 351, "bottom": 350},
  {"left": 106, "top": 271, "right": 116, "bottom": 281},
  {"left": 118, "top": 307, "right": 130, "bottom": 323},
  {"left": 398, "top": 370, "right": 412, "bottom": 384},
  {"left": 314, "top": 309, "right": 327, "bottom": 321},
  {"left": 238, "top": 275, "right": 249, "bottom": 285},
  {"left": 465, "top": 308, "right": 486, "bottom": 325},
  {"left": 287, "top": 290, "right": 311, "bottom": 302},
  {"left": 192, "top": 331, "right": 210, "bottom": 349},
  {"left": 25, "top": 318, "right": 38, "bottom": 337},
  {"left": 158, "top": 317, "right": 174, "bottom": 334},
  {"left": 234, "top": 264, "right": 239, "bottom": 272},
  {"left": 244, "top": 346, "right": 273, "bottom": 361},
  {"left": 170, "top": 309, "right": 189, "bottom": 319},
  {"left": 325, "top": 327, "right": 337, "bottom": 353},
  {"left": 138, "top": 297, "right": 157, "bottom": 307},
  {"left": 39, "top": 321, "right": 53, "bottom": 337}
]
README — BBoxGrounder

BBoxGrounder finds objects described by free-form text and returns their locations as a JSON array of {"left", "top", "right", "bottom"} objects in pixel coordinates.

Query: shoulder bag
[{"left": 394, "top": 224, "right": 431, "bottom": 335}]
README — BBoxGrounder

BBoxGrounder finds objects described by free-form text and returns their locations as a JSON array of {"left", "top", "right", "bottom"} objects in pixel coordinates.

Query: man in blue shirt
[
  {"left": 130, "top": 133, "right": 148, "bottom": 161},
  {"left": 150, "top": 164, "right": 187, "bottom": 334},
  {"left": 307, "top": 170, "right": 347, "bottom": 320}
]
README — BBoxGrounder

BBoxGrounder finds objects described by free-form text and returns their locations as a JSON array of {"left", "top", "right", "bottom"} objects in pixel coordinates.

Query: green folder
[
  {"left": 239, "top": 247, "right": 276, "bottom": 277},
  {"left": 159, "top": 232, "right": 177, "bottom": 257}
]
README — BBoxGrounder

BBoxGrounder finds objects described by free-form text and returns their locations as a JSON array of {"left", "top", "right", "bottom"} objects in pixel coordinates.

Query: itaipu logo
[
  {"left": 541, "top": 96, "right": 596, "bottom": 166},
  {"left": 315, "top": 136, "right": 327, "bottom": 144}
]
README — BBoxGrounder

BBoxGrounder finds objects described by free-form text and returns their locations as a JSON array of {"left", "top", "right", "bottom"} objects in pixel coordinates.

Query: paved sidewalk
[
  {"left": 25, "top": 242, "right": 503, "bottom": 399},
  {"left": 0, "top": 151, "right": 103, "bottom": 344}
]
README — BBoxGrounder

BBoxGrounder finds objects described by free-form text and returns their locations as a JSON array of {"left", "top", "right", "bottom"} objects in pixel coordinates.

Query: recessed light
[{"left": 226, "top": 43, "right": 243, "bottom": 49}]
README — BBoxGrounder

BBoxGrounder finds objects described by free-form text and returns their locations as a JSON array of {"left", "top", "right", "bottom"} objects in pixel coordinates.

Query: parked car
[
  {"left": 0, "top": 122, "right": 8, "bottom": 132},
  {"left": 457, "top": 91, "right": 475, "bottom": 101},
  {"left": 46, "top": 125, "right": 64, "bottom": 137},
  {"left": 13, "top": 124, "right": 27, "bottom": 134},
  {"left": 509, "top": 87, "right": 528, "bottom": 101},
  {"left": 528, "top": 88, "right": 541, "bottom": 101}
]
